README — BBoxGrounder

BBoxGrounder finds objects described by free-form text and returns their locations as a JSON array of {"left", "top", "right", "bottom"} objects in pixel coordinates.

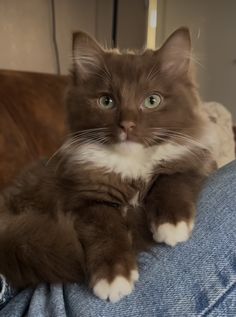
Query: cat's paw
[
  {"left": 151, "top": 221, "right": 194, "bottom": 247},
  {"left": 93, "top": 269, "right": 139, "bottom": 303}
]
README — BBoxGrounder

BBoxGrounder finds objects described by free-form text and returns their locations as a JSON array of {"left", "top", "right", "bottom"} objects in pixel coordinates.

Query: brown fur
[{"left": 0, "top": 28, "right": 216, "bottom": 293}]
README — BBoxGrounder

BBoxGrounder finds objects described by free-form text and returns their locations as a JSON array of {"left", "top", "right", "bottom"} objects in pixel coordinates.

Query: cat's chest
[
  {"left": 70, "top": 141, "right": 187, "bottom": 183},
  {"left": 64, "top": 141, "right": 188, "bottom": 208}
]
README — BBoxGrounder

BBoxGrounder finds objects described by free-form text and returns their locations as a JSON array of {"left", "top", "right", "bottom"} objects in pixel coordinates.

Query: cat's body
[{"left": 0, "top": 28, "right": 216, "bottom": 302}]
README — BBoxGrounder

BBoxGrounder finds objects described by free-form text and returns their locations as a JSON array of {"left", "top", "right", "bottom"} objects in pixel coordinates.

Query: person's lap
[{"left": 1, "top": 161, "right": 236, "bottom": 317}]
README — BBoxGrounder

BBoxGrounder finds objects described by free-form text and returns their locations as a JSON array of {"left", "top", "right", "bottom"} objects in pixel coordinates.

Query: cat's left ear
[
  {"left": 156, "top": 27, "right": 191, "bottom": 76},
  {"left": 72, "top": 31, "right": 104, "bottom": 79}
]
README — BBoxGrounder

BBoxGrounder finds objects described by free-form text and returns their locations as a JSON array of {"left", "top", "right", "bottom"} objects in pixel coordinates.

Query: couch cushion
[{"left": 0, "top": 70, "right": 67, "bottom": 189}]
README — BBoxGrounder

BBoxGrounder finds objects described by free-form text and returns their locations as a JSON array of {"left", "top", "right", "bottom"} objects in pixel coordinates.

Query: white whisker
[
  {"left": 47, "top": 127, "right": 112, "bottom": 165},
  {"left": 151, "top": 134, "right": 202, "bottom": 161},
  {"left": 149, "top": 127, "right": 208, "bottom": 150}
]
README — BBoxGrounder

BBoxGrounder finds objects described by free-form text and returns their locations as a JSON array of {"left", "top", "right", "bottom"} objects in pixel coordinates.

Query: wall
[
  {"left": 0, "top": 0, "right": 97, "bottom": 74},
  {"left": 54, "top": 0, "right": 97, "bottom": 74},
  {"left": 0, "top": 0, "right": 55, "bottom": 73},
  {"left": 95, "top": 0, "right": 113, "bottom": 48},
  {"left": 117, "top": 0, "right": 148, "bottom": 50},
  {"left": 0, "top": 0, "right": 148, "bottom": 75},
  {"left": 156, "top": 0, "right": 236, "bottom": 119}
]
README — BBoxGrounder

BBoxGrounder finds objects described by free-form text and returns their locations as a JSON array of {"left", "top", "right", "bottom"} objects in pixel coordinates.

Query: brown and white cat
[{"left": 0, "top": 27, "right": 216, "bottom": 303}]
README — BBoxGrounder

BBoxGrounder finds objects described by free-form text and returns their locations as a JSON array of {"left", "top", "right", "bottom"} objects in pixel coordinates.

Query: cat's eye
[
  {"left": 98, "top": 96, "right": 115, "bottom": 109},
  {"left": 143, "top": 94, "right": 162, "bottom": 109}
]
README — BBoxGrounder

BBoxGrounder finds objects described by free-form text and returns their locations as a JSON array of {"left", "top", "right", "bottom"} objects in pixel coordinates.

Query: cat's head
[{"left": 66, "top": 28, "right": 203, "bottom": 148}]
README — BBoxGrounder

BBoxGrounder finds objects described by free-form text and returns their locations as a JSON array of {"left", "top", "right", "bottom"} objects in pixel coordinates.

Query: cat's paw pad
[
  {"left": 151, "top": 221, "right": 193, "bottom": 247},
  {"left": 93, "top": 270, "right": 139, "bottom": 303}
]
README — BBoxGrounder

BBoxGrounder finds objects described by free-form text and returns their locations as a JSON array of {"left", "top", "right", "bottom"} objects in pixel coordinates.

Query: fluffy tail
[{"left": 0, "top": 212, "right": 85, "bottom": 288}]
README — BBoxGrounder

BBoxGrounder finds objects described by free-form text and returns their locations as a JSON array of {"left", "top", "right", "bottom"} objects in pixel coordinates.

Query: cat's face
[{"left": 66, "top": 28, "right": 202, "bottom": 148}]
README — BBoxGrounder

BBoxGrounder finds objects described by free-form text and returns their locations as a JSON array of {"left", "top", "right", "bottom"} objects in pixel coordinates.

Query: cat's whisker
[
  {"left": 47, "top": 130, "right": 112, "bottom": 166},
  {"left": 47, "top": 136, "right": 92, "bottom": 166},
  {"left": 150, "top": 128, "right": 207, "bottom": 150},
  {"left": 72, "top": 127, "right": 109, "bottom": 132},
  {"left": 154, "top": 132, "right": 203, "bottom": 147},
  {"left": 46, "top": 138, "right": 84, "bottom": 166},
  {"left": 149, "top": 127, "right": 195, "bottom": 133},
  {"left": 46, "top": 146, "right": 65, "bottom": 166},
  {"left": 162, "top": 133, "right": 208, "bottom": 152},
  {"left": 167, "top": 134, "right": 208, "bottom": 150},
  {"left": 69, "top": 132, "right": 109, "bottom": 141},
  {"left": 68, "top": 127, "right": 110, "bottom": 137},
  {"left": 73, "top": 52, "right": 112, "bottom": 82},
  {"left": 146, "top": 65, "right": 160, "bottom": 81},
  {"left": 67, "top": 133, "right": 112, "bottom": 147},
  {"left": 102, "top": 65, "right": 112, "bottom": 81},
  {"left": 68, "top": 133, "right": 111, "bottom": 144},
  {"left": 153, "top": 133, "right": 208, "bottom": 157},
  {"left": 143, "top": 137, "right": 153, "bottom": 147},
  {"left": 150, "top": 133, "right": 203, "bottom": 161}
]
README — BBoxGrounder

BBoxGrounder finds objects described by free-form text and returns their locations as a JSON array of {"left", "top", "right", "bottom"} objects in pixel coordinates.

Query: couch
[{"left": 0, "top": 70, "right": 67, "bottom": 190}]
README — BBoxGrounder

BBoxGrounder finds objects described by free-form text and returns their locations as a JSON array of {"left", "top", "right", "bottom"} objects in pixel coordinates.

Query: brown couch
[
  {"left": 0, "top": 70, "right": 68, "bottom": 190},
  {"left": 0, "top": 70, "right": 235, "bottom": 191}
]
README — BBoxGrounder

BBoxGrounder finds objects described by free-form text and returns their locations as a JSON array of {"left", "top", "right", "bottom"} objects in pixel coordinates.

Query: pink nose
[{"left": 119, "top": 121, "right": 136, "bottom": 132}]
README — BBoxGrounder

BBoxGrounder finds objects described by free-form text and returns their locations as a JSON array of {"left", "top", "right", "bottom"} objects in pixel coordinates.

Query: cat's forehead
[
  {"left": 104, "top": 51, "right": 156, "bottom": 75},
  {"left": 100, "top": 51, "right": 160, "bottom": 92}
]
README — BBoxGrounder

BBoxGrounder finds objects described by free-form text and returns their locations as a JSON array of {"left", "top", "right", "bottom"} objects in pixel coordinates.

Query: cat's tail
[{"left": 0, "top": 211, "right": 85, "bottom": 288}]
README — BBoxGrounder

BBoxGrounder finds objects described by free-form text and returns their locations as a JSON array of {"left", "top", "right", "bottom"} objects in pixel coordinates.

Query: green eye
[
  {"left": 143, "top": 94, "right": 162, "bottom": 109},
  {"left": 98, "top": 96, "right": 115, "bottom": 109}
]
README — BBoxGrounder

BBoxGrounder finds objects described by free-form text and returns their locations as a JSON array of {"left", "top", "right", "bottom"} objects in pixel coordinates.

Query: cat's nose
[{"left": 119, "top": 121, "right": 136, "bottom": 132}]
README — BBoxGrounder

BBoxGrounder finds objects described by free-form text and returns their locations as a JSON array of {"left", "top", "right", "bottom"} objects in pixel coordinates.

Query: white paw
[
  {"left": 130, "top": 269, "right": 139, "bottom": 282},
  {"left": 151, "top": 221, "right": 193, "bottom": 247},
  {"left": 93, "top": 270, "right": 139, "bottom": 303}
]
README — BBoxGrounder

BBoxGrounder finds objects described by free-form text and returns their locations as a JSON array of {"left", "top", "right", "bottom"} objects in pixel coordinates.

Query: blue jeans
[{"left": 1, "top": 160, "right": 236, "bottom": 316}]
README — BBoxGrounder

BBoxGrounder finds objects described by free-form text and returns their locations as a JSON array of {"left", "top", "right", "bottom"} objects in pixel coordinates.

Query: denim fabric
[{"left": 1, "top": 160, "right": 236, "bottom": 316}]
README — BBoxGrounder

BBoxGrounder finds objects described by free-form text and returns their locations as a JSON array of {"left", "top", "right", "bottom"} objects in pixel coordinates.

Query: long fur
[{"left": 0, "top": 28, "right": 216, "bottom": 301}]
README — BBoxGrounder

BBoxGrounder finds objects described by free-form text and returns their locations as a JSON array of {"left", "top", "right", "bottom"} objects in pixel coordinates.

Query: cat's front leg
[
  {"left": 145, "top": 172, "right": 205, "bottom": 247},
  {"left": 78, "top": 205, "right": 138, "bottom": 303}
]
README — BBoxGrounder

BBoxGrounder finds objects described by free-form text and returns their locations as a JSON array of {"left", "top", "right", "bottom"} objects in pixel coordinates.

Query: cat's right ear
[
  {"left": 156, "top": 27, "right": 191, "bottom": 77},
  {"left": 72, "top": 31, "right": 104, "bottom": 79}
]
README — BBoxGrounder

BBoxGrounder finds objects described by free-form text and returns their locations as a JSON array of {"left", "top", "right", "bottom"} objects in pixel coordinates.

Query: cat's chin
[
  {"left": 116, "top": 140, "right": 141, "bottom": 146},
  {"left": 113, "top": 140, "right": 145, "bottom": 152},
  {"left": 116, "top": 140, "right": 150, "bottom": 149}
]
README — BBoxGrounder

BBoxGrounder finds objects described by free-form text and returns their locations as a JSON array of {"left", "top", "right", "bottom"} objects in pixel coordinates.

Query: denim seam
[
  {"left": 178, "top": 210, "right": 233, "bottom": 316},
  {"left": 199, "top": 275, "right": 236, "bottom": 316},
  {"left": 195, "top": 201, "right": 236, "bottom": 317}
]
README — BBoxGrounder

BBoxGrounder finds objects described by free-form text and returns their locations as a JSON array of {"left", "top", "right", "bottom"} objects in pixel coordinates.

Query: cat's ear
[
  {"left": 72, "top": 31, "right": 104, "bottom": 79},
  {"left": 156, "top": 27, "right": 191, "bottom": 76}
]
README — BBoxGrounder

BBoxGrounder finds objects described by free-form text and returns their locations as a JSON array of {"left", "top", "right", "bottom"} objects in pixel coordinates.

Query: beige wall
[
  {"left": 156, "top": 0, "right": 236, "bottom": 119},
  {"left": 0, "top": 0, "right": 55, "bottom": 73},
  {"left": 0, "top": 0, "right": 97, "bottom": 74},
  {"left": 55, "top": 0, "right": 96, "bottom": 74},
  {"left": 156, "top": 0, "right": 209, "bottom": 98}
]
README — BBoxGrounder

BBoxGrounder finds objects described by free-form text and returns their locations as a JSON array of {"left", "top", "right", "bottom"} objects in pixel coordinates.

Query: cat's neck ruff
[{"left": 68, "top": 141, "right": 191, "bottom": 182}]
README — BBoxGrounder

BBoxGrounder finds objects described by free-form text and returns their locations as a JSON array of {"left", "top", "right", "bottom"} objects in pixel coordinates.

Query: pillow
[{"left": 203, "top": 101, "right": 235, "bottom": 168}]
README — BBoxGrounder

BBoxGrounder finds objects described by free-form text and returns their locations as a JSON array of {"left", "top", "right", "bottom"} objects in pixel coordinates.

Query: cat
[{"left": 0, "top": 27, "right": 216, "bottom": 303}]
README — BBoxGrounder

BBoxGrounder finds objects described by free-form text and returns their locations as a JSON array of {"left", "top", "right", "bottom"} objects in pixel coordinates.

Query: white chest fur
[{"left": 69, "top": 141, "right": 189, "bottom": 182}]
